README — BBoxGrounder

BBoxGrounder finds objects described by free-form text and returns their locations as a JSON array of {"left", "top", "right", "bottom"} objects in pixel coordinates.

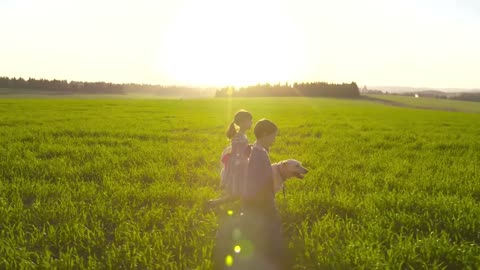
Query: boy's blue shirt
[{"left": 242, "top": 143, "right": 275, "bottom": 209}]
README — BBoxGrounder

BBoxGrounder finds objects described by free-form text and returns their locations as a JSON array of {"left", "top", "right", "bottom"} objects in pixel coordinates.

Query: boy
[{"left": 241, "top": 119, "right": 290, "bottom": 270}]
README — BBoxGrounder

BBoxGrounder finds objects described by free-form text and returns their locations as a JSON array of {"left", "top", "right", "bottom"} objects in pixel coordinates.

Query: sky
[{"left": 1, "top": 0, "right": 479, "bottom": 89}]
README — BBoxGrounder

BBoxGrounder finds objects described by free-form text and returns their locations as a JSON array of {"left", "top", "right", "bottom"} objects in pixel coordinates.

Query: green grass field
[{"left": 0, "top": 97, "right": 479, "bottom": 269}]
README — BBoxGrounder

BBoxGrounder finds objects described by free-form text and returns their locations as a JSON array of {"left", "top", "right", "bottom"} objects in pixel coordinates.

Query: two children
[
  {"left": 207, "top": 111, "right": 279, "bottom": 209},
  {"left": 210, "top": 113, "right": 289, "bottom": 269}
]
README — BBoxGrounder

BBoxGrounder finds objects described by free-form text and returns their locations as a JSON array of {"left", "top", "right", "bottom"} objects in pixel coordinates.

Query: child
[
  {"left": 242, "top": 119, "right": 277, "bottom": 208},
  {"left": 240, "top": 119, "right": 290, "bottom": 270},
  {"left": 206, "top": 110, "right": 253, "bottom": 209}
]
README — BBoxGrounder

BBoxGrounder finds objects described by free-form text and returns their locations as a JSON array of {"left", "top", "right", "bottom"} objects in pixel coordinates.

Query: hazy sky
[{"left": 1, "top": 0, "right": 479, "bottom": 88}]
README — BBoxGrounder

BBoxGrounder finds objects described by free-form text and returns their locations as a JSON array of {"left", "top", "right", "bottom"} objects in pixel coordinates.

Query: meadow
[{"left": 0, "top": 96, "right": 479, "bottom": 269}]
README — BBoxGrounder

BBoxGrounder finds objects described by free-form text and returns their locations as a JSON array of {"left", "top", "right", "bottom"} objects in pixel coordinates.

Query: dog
[
  {"left": 271, "top": 159, "right": 308, "bottom": 193},
  {"left": 206, "top": 158, "right": 308, "bottom": 210}
]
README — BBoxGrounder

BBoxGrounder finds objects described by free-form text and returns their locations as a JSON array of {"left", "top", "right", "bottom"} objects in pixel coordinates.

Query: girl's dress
[{"left": 222, "top": 133, "right": 250, "bottom": 197}]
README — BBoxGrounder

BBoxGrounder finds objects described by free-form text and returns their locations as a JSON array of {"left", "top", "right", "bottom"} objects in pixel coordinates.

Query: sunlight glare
[{"left": 155, "top": 0, "right": 307, "bottom": 86}]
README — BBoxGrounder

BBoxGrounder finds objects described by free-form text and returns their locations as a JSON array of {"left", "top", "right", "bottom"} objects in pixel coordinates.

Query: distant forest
[
  {"left": 447, "top": 93, "right": 480, "bottom": 102},
  {"left": 0, "top": 76, "right": 211, "bottom": 97},
  {"left": 215, "top": 82, "right": 360, "bottom": 98},
  {"left": 0, "top": 76, "right": 361, "bottom": 98}
]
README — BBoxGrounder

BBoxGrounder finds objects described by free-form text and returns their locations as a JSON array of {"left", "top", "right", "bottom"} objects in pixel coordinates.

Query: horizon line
[{"left": 2, "top": 75, "right": 480, "bottom": 91}]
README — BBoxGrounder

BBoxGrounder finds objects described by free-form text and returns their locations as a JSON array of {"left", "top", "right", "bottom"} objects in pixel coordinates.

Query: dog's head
[{"left": 281, "top": 159, "right": 308, "bottom": 179}]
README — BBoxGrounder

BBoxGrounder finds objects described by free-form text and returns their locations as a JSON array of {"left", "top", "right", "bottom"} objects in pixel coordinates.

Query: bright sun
[{"left": 155, "top": 0, "right": 307, "bottom": 87}]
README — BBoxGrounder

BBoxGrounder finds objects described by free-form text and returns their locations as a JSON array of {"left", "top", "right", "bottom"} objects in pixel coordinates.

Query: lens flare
[{"left": 225, "top": 255, "right": 233, "bottom": 267}]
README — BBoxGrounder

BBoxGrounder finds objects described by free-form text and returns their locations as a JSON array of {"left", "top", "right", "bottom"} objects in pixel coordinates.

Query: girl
[{"left": 207, "top": 110, "right": 253, "bottom": 208}]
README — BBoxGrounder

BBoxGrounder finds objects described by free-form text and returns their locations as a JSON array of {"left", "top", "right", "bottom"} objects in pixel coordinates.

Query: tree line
[
  {"left": 1, "top": 76, "right": 361, "bottom": 98},
  {"left": 0, "top": 77, "right": 124, "bottom": 94},
  {"left": 215, "top": 82, "right": 360, "bottom": 98},
  {"left": 0, "top": 76, "right": 213, "bottom": 97},
  {"left": 451, "top": 93, "right": 480, "bottom": 102}
]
